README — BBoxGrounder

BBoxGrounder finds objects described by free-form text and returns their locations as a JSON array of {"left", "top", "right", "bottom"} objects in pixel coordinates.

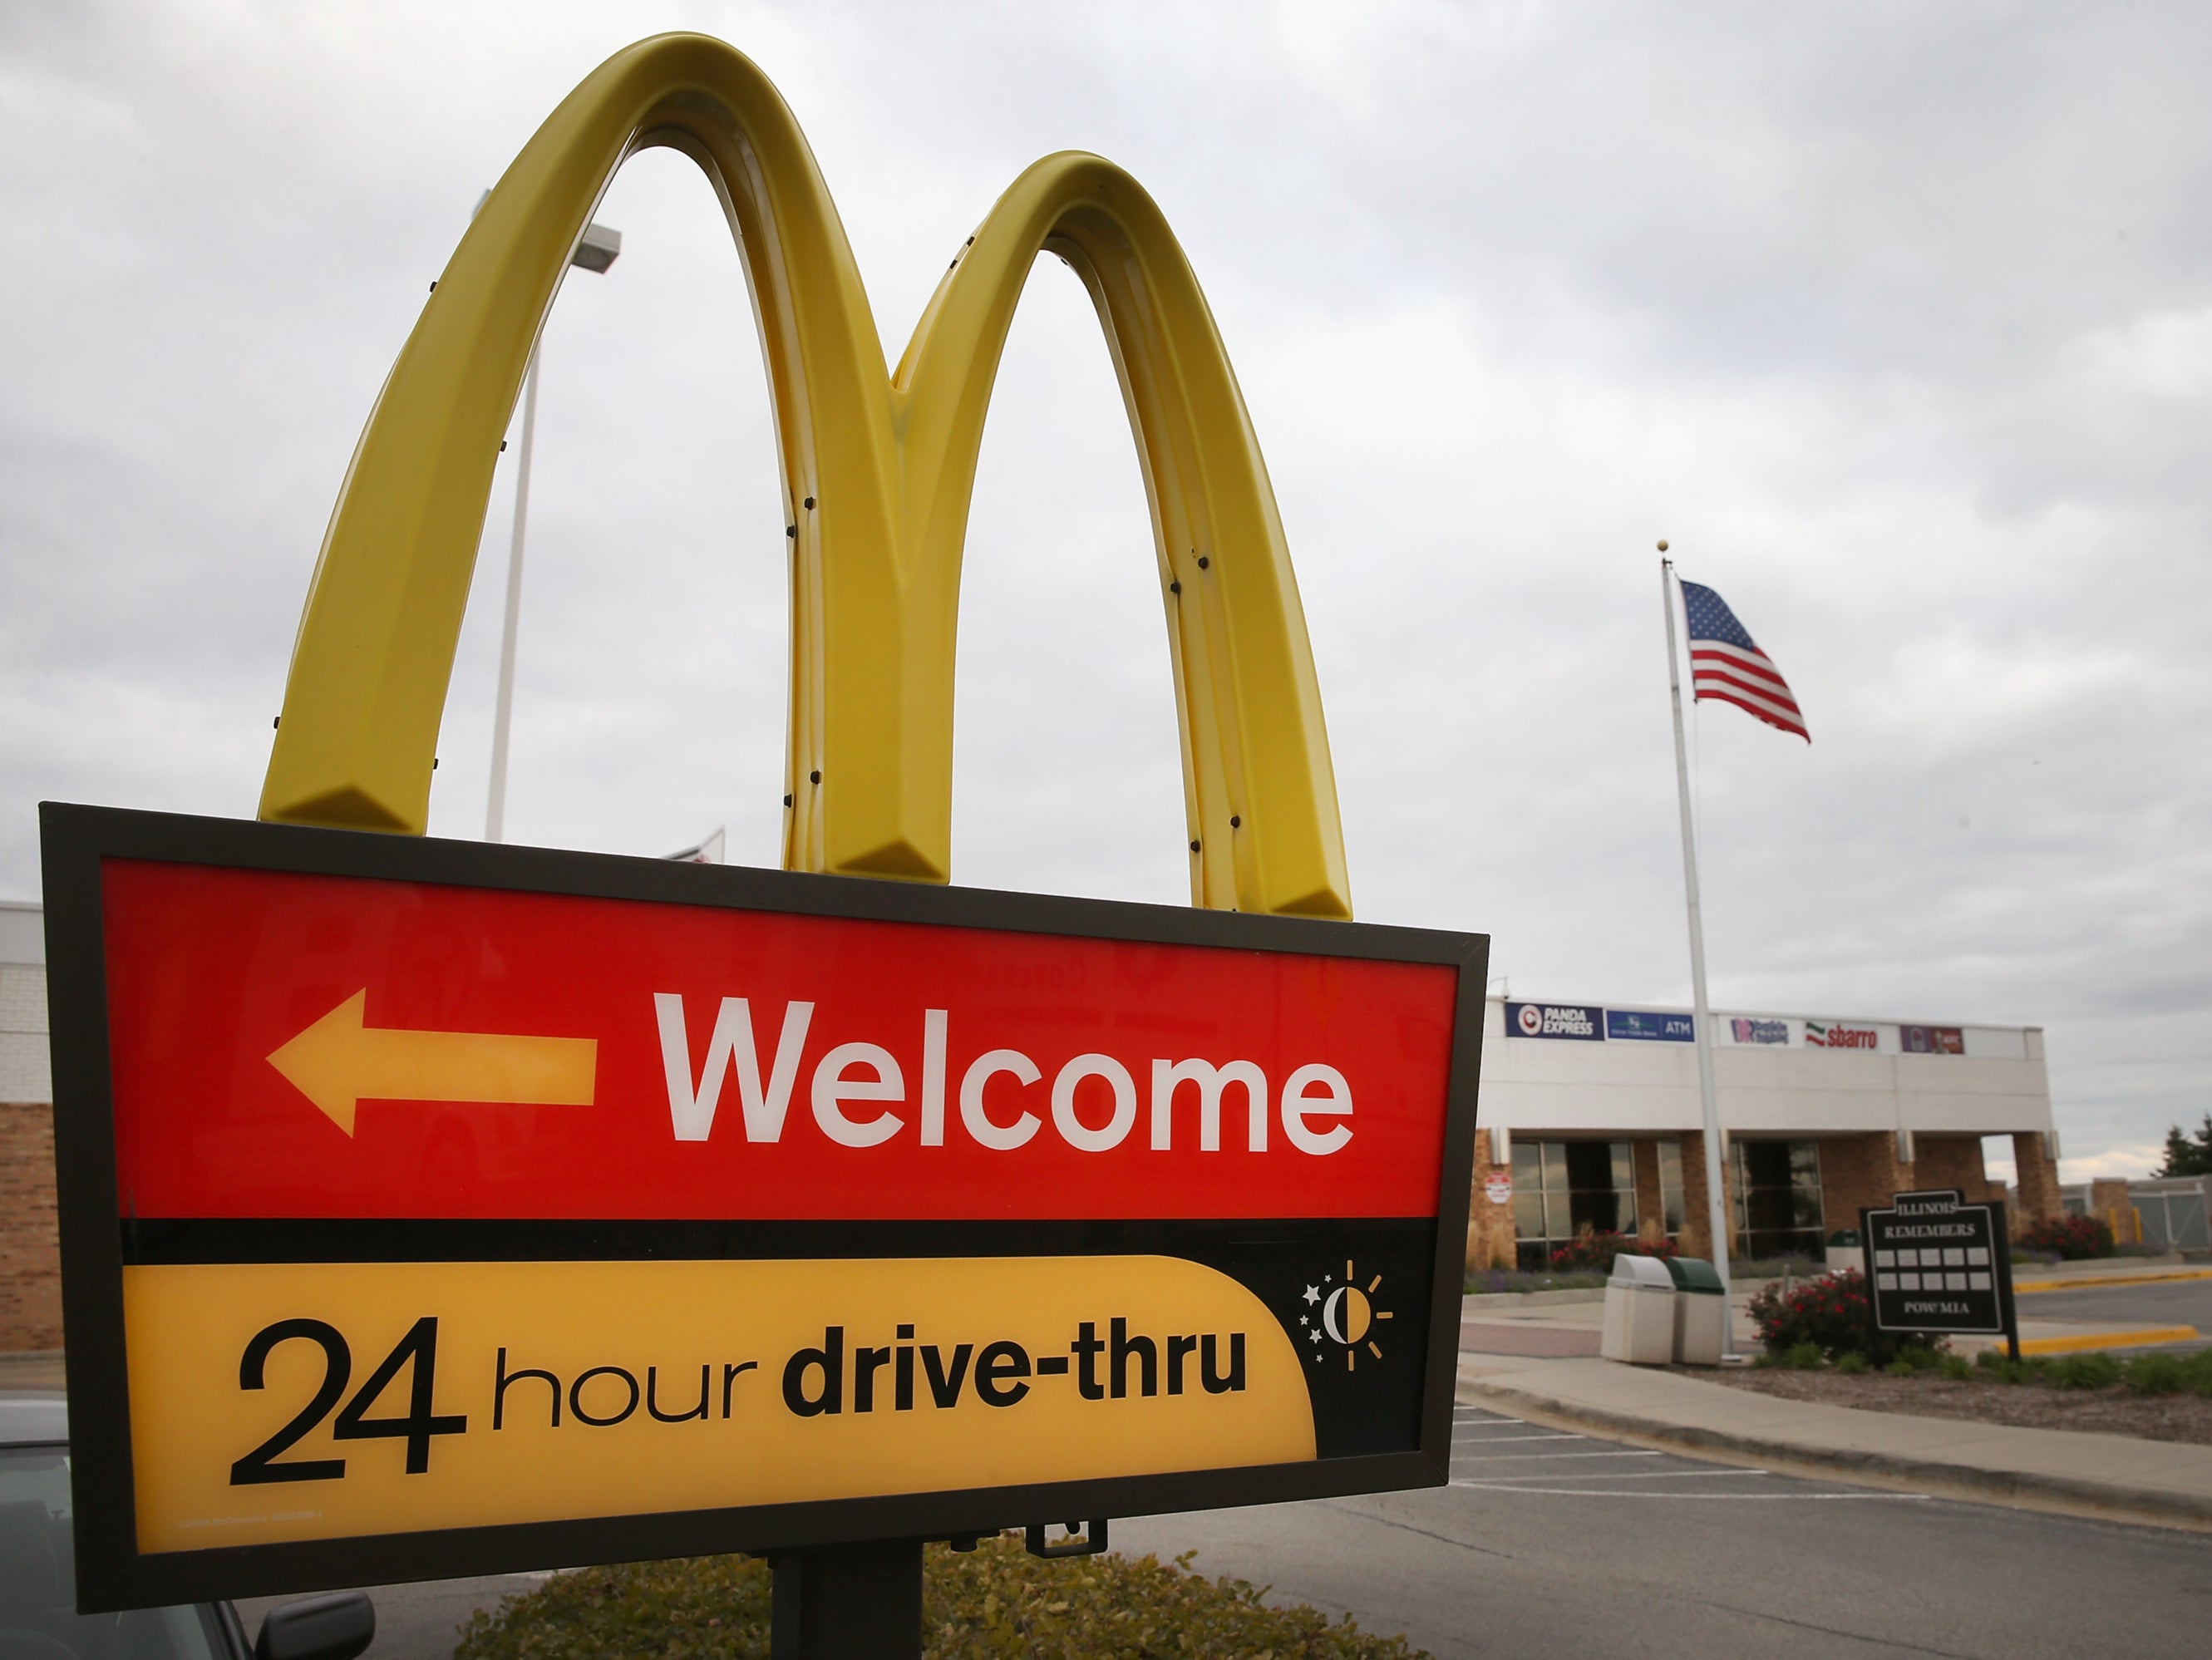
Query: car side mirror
[{"left": 254, "top": 1590, "right": 376, "bottom": 1660}]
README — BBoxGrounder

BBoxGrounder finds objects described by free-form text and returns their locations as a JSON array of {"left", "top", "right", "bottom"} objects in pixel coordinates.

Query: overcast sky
[{"left": 3, "top": 2, "right": 2207, "bottom": 1180}]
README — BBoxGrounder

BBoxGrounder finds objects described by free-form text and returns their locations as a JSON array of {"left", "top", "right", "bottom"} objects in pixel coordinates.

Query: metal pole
[
  {"left": 771, "top": 1540, "right": 923, "bottom": 1659},
  {"left": 1662, "top": 552, "right": 1737, "bottom": 1353},
  {"left": 485, "top": 346, "right": 540, "bottom": 843}
]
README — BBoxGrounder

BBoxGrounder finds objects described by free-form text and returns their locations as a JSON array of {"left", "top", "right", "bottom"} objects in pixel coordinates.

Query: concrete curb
[{"left": 1458, "top": 1369, "right": 2212, "bottom": 1535}]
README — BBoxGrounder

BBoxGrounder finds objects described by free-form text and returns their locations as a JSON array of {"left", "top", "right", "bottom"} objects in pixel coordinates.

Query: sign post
[
  {"left": 44, "top": 804, "right": 1485, "bottom": 1621},
  {"left": 1860, "top": 1190, "right": 2020, "bottom": 1361}
]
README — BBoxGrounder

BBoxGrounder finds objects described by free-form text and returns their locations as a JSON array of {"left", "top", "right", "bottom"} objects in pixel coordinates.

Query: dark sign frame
[
  {"left": 42, "top": 802, "right": 1487, "bottom": 1613},
  {"left": 1859, "top": 1190, "right": 2020, "bottom": 1358}
]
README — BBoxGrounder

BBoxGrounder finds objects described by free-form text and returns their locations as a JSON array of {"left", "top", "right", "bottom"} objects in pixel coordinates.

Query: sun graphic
[{"left": 1298, "top": 1260, "right": 1394, "bottom": 1371}]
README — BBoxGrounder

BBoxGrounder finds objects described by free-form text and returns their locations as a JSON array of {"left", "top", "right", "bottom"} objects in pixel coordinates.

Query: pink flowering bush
[
  {"left": 1747, "top": 1267, "right": 1875, "bottom": 1360},
  {"left": 2017, "top": 1215, "right": 2114, "bottom": 1261}
]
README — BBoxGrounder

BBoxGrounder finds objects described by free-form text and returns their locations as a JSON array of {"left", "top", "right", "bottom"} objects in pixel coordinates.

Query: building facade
[
  {"left": 1466, "top": 997, "right": 2061, "bottom": 1270},
  {"left": 0, "top": 897, "right": 2066, "bottom": 1347},
  {"left": 1, "top": 899, "right": 58, "bottom": 1351}
]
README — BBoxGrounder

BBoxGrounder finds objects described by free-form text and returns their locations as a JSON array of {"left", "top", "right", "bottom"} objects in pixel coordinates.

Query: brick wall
[
  {"left": 0, "top": 1101, "right": 62, "bottom": 1352},
  {"left": 1676, "top": 1131, "right": 1737, "bottom": 1259},
  {"left": 1630, "top": 1139, "right": 1668, "bottom": 1244},
  {"left": 1914, "top": 1135, "right": 1995, "bottom": 1204},
  {"left": 1465, "top": 1157, "right": 1515, "bottom": 1269},
  {"left": 1818, "top": 1132, "right": 1909, "bottom": 1236},
  {"left": 2010, "top": 1131, "right": 2060, "bottom": 1225}
]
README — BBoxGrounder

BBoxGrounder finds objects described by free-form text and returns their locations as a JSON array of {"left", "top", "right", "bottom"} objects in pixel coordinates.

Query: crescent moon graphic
[{"left": 1322, "top": 1286, "right": 1372, "bottom": 1344}]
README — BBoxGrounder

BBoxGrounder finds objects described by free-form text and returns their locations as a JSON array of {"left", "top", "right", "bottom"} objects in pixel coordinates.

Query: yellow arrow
[{"left": 266, "top": 989, "right": 598, "bottom": 1135}]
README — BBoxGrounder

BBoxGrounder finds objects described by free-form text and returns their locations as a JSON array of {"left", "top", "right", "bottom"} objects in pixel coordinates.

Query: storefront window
[
  {"left": 1732, "top": 1138, "right": 1825, "bottom": 1262},
  {"left": 1512, "top": 1140, "right": 1638, "bottom": 1268}
]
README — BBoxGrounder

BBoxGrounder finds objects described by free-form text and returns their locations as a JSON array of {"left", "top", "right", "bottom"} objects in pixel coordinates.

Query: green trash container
[{"left": 1663, "top": 1256, "right": 1727, "bottom": 1365}]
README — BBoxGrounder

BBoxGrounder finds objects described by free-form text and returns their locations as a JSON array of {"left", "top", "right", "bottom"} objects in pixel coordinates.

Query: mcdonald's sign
[
  {"left": 259, "top": 29, "right": 1348, "bottom": 920},
  {"left": 43, "top": 35, "right": 1486, "bottom": 1613}
]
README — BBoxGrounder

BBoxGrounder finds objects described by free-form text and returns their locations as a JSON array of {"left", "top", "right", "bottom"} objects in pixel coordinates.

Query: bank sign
[
  {"left": 43, "top": 805, "right": 1483, "bottom": 1609},
  {"left": 1604, "top": 1008, "right": 1693, "bottom": 1042}
]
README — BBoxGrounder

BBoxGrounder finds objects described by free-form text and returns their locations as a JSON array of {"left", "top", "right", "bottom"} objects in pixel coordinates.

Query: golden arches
[{"left": 259, "top": 32, "right": 1350, "bottom": 919}]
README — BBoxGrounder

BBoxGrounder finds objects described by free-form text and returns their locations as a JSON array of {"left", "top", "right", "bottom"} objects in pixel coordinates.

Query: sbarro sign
[{"left": 44, "top": 805, "right": 1485, "bottom": 1610}]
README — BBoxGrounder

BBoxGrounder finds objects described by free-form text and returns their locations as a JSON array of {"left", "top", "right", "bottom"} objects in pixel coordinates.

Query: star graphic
[
  {"left": 1303, "top": 1285, "right": 1320, "bottom": 1306},
  {"left": 1298, "top": 1315, "right": 1308, "bottom": 1327},
  {"left": 1308, "top": 1328, "right": 1323, "bottom": 1344}
]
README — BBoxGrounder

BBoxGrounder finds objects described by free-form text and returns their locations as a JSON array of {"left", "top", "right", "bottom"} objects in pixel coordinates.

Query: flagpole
[{"left": 1661, "top": 545, "right": 1737, "bottom": 1355}]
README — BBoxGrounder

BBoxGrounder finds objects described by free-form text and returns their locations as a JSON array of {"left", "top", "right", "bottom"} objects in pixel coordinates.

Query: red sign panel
[{"left": 100, "top": 860, "right": 1454, "bottom": 1224}]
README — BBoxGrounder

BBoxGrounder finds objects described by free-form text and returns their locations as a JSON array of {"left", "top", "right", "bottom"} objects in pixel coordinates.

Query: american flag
[{"left": 1680, "top": 580, "right": 1808, "bottom": 741}]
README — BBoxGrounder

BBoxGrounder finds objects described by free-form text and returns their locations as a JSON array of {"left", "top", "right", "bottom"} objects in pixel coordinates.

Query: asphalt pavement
[
  {"left": 2018, "top": 1275, "right": 2212, "bottom": 1353},
  {"left": 1116, "top": 1404, "right": 2211, "bottom": 1659},
  {"left": 250, "top": 1404, "right": 2212, "bottom": 1659}
]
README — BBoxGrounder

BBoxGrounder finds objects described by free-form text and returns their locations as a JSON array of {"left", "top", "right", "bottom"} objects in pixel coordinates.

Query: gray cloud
[{"left": 2, "top": 0, "right": 2206, "bottom": 1178}]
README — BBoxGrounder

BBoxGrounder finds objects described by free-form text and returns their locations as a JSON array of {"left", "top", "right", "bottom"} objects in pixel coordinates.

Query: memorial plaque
[{"left": 1862, "top": 1190, "right": 2017, "bottom": 1347}]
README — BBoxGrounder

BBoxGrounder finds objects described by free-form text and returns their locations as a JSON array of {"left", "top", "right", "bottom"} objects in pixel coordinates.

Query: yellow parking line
[
  {"left": 2013, "top": 1268, "right": 2212, "bottom": 1293},
  {"left": 2012, "top": 1326, "right": 2200, "bottom": 1356}
]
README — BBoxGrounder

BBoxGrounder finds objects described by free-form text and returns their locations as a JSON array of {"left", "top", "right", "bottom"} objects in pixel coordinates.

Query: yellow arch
[{"left": 259, "top": 32, "right": 1351, "bottom": 919}]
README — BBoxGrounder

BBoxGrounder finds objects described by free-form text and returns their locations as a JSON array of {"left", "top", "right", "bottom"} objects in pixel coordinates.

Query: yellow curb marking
[
  {"left": 2014, "top": 1268, "right": 2212, "bottom": 1294},
  {"left": 2012, "top": 1325, "right": 2200, "bottom": 1356}
]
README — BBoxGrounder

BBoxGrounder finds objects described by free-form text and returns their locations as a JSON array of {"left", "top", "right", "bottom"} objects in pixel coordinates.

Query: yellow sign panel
[{"left": 122, "top": 1257, "right": 1313, "bottom": 1554}]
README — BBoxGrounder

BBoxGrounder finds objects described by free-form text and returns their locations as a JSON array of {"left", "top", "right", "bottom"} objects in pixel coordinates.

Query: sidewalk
[
  {"left": 1465, "top": 1270, "right": 2205, "bottom": 1358},
  {"left": 1456, "top": 1347, "right": 2212, "bottom": 1534}
]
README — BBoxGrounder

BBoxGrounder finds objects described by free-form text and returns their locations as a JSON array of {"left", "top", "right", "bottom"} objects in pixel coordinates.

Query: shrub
[
  {"left": 1747, "top": 1268, "right": 1873, "bottom": 1360},
  {"left": 1547, "top": 1230, "right": 1678, "bottom": 1273},
  {"left": 1780, "top": 1341, "right": 1825, "bottom": 1371},
  {"left": 2051, "top": 1352, "right": 2124, "bottom": 1391},
  {"left": 453, "top": 1535, "right": 1428, "bottom": 1660},
  {"left": 1834, "top": 1352, "right": 1870, "bottom": 1375},
  {"left": 1464, "top": 1268, "right": 1609, "bottom": 1295},
  {"left": 1889, "top": 1344, "right": 1944, "bottom": 1374},
  {"left": 1937, "top": 1353, "right": 1974, "bottom": 1382},
  {"left": 1733, "top": 1255, "right": 1821, "bottom": 1280},
  {"left": 2121, "top": 1349, "right": 2212, "bottom": 1397},
  {"left": 2016, "top": 1215, "right": 2115, "bottom": 1261}
]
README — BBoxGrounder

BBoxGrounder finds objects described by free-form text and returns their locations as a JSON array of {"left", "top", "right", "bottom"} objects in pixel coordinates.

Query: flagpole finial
[{"left": 1656, "top": 539, "right": 1668, "bottom": 552}]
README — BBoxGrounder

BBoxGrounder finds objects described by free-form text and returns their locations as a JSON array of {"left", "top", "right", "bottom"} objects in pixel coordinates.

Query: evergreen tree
[{"left": 2156, "top": 1115, "right": 2212, "bottom": 1178}]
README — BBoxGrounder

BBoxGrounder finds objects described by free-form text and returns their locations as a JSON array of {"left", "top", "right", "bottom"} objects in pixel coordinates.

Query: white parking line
[
  {"left": 1452, "top": 1482, "right": 1930, "bottom": 1500},
  {"left": 1462, "top": 1467, "right": 1773, "bottom": 1484},
  {"left": 1454, "top": 1449, "right": 1663, "bottom": 1461},
  {"left": 1449, "top": 1432, "right": 1589, "bottom": 1444}
]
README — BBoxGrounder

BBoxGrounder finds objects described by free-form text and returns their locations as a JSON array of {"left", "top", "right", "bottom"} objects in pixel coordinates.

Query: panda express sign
[{"left": 44, "top": 804, "right": 1485, "bottom": 1608}]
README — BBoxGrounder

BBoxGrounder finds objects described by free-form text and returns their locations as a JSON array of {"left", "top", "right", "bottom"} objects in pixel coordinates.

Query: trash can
[
  {"left": 1600, "top": 1253, "right": 1677, "bottom": 1365},
  {"left": 1664, "top": 1256, "right": 1727, "bottom": 1366}
]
